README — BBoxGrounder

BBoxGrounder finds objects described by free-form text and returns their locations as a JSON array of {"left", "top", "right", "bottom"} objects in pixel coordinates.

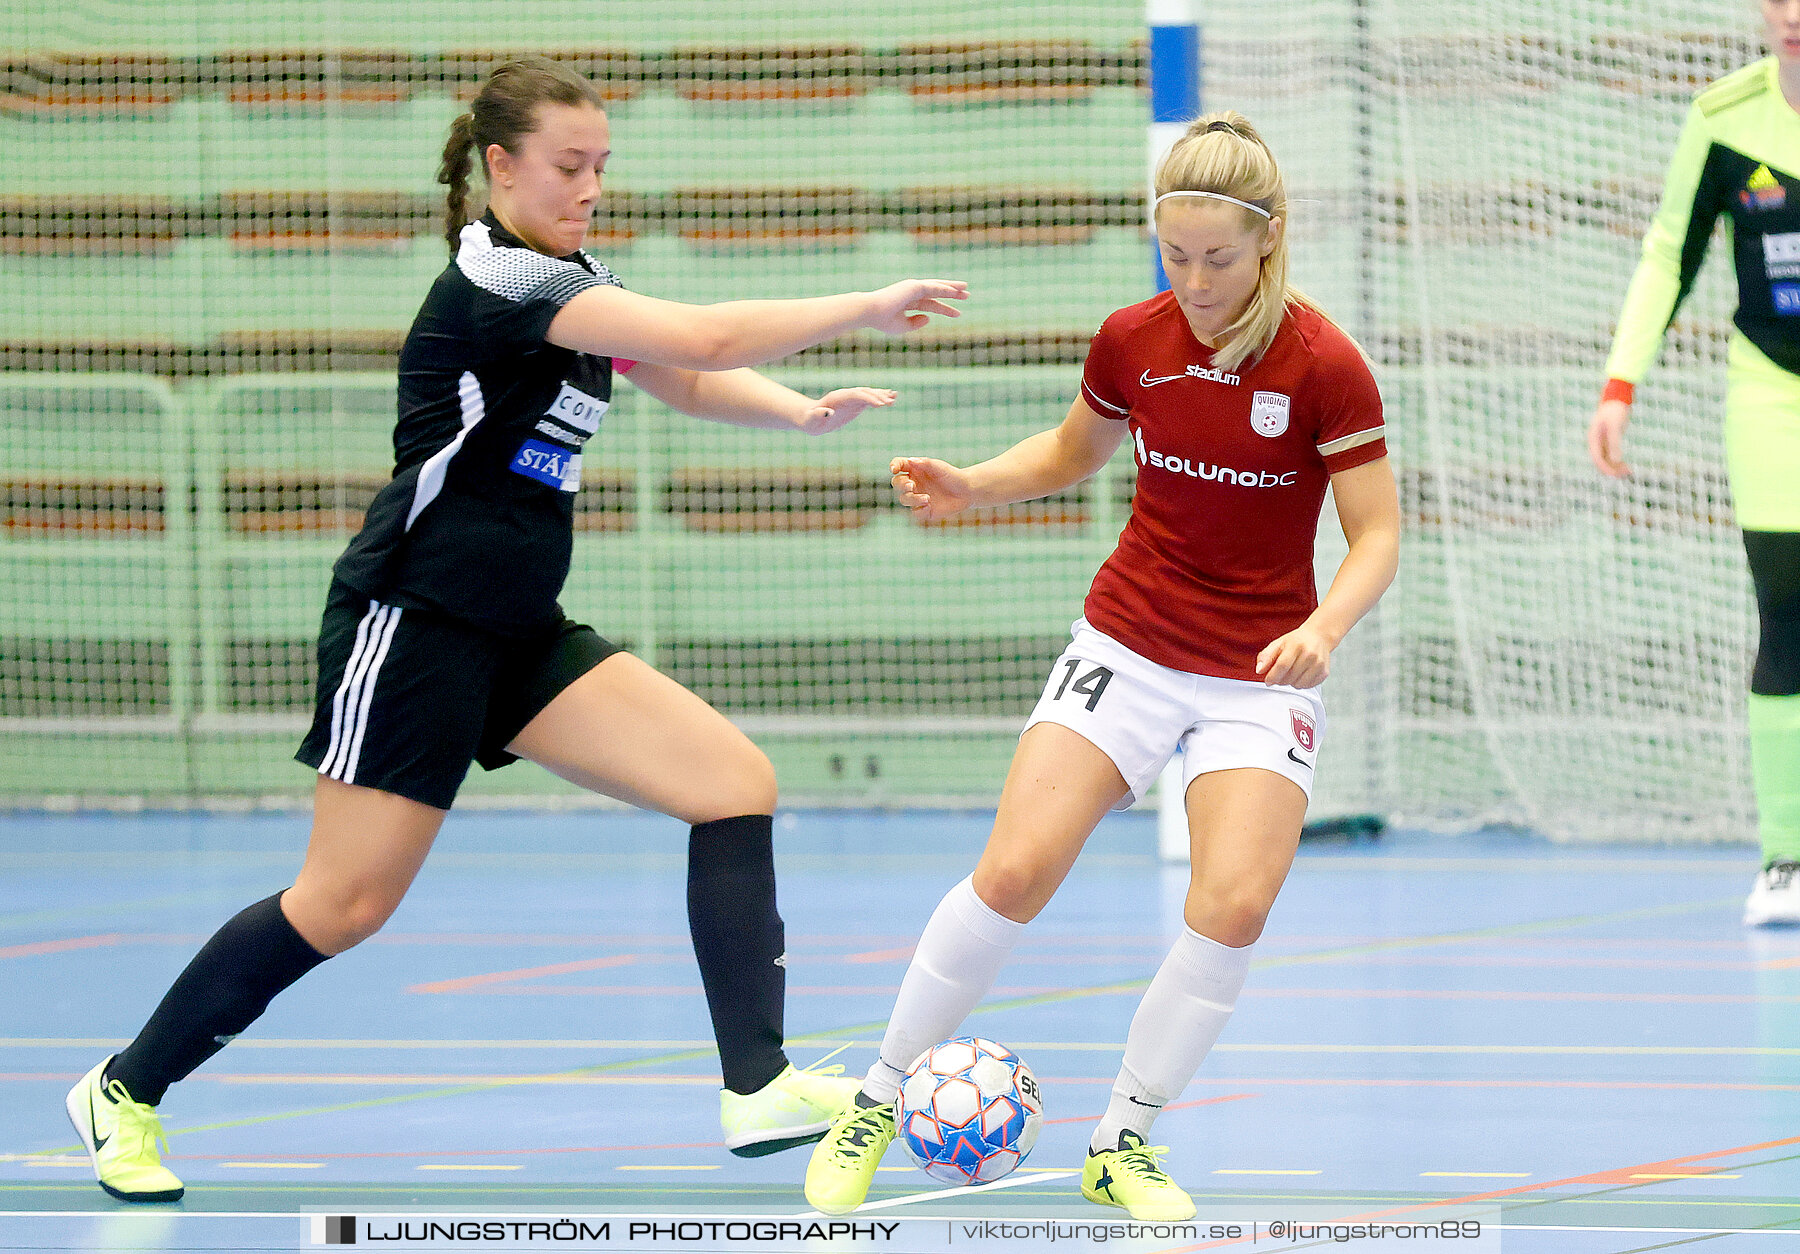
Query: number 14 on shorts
[{"left": 1053, "top": 659, "right": 1113, "bottom": 711}]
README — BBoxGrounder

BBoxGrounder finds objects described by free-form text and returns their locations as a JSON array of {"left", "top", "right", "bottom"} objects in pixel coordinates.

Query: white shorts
[{"left": 1022, "top": 619, "right": 1325, "bottom": 810}]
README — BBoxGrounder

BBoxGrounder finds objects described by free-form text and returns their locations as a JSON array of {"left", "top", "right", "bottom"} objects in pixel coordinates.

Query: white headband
[{"left": 1153, "top": 190, "right": 1272, "bottom": 220}]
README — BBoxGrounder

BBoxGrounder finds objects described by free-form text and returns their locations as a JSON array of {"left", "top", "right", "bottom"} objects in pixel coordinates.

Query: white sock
[
  {"left": 862, "top": 875, "right": 1024, "bottom": 1103},
  {"left": 1091, "top": 927, "right": 1252, "bottom": 1152}
]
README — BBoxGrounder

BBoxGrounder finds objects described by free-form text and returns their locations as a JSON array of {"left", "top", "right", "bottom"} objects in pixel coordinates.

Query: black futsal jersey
[{"left": 333, "top": 212, "right": 623, "bottom": 635}]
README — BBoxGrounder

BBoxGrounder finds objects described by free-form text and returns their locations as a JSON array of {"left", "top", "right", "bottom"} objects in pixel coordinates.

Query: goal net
[{"left": 0, "top": 1, "right": 1759, "bottom": 840}]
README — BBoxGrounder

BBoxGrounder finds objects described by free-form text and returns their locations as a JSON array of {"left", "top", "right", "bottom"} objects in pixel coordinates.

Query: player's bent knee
[
  {"left": 970, "top": 860, "right": 1052, "bottom": 924},
  {"left": 1185, "top": 887, "right": 1275, "bottom": 947},
  {"left": 287, "top": 886, "right": 404, "bottom": 956},
  {"left": 685, "top": 746, "right": 778, "bottom": 825}
]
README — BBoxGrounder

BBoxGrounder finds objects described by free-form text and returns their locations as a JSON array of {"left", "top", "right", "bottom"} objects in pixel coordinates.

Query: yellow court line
[
  {"left": 222, "top": 1162, "right": 322, "bottom": 1169},
  {"left": 1631, "top": 1173, "right": 1743, "bottom": 1180},
  {"left": 615, "top": 1165, "right": 720, "bottom": 1172},
  {"left": 1213, "top": 1169, "right": 1322, "bottom": 1175},
  {"left": 1421, "top": 1172, "right": 1531, "bottom": 1178},
  {"left": 416, "top": 1165, "right": 521, "bottom": 1172}
]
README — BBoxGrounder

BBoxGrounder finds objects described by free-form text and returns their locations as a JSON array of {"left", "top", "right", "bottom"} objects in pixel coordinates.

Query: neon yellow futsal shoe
[
  {"left": 65, "top": 1057, "right": 184, "bottom": 1202},
  {"left": 720, "top": 1061, "right": 862, "bottom": 1157},
  {"left": 1081, "top": 1130, "right": 1195, "bottom": 1221},
  {"left": 802, "top": 1099, "right": 896, "bottom": 1215}
]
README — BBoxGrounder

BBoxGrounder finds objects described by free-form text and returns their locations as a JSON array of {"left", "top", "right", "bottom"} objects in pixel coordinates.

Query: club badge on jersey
[
  {"left": 511, "top": 381, "right": 608, "bottom": 492},
  {"left": 1250, "top": 391, "right": 1291, "bottom": 438},
  {"left": 1291, "top": 708, "right": 1316, "bottom": 753}
]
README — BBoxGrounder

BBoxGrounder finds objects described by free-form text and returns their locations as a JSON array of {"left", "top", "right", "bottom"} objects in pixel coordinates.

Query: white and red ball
[{"left": 894, "top": 1036, "right": 1042, "bottom": 1186}]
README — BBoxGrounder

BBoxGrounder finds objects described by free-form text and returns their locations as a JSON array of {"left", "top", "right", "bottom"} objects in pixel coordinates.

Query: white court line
[
  {"left": 1504, "top": 1226, "right": 1800, "bottom": 1237},
  {"left": 791, "top": 1169, "right": 1081, "bottom": 1216}
]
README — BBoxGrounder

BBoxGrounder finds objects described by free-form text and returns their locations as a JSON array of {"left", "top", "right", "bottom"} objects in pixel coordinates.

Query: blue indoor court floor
[{"left": 2, "top": 808, "right": 1798, "bottom": 1253}]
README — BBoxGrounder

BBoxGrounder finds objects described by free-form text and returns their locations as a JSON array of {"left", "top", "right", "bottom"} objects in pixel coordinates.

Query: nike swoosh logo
[
  {"left": 1287, "top": 748, "right": 1313, "bottom": 770},
  {"left": 1125, "top": 1095, "right": 1163, "bottom": 1108},
  {"left": 1138, "top": 369, "right": 1186, "bottom": 387},
  {"left": 89, "top": 1088, "right": 109, "bottom": 1153}
]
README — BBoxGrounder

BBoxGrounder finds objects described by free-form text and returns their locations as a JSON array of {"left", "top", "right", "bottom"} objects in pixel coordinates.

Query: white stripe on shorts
[
  {"left": 321, "top": 600, "right": 402, "bottom": 784},
  {"left": 339, "top": 603, "right": 401, "bottom": 785}
]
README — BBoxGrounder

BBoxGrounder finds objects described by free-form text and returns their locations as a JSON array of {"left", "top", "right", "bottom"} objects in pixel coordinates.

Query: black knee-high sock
[
  {"left": 107, "top": 891, "right": 329, "bottom": 1106},
  {"left": 687, "top": 815, "right": 788, "bottom": 1095}
]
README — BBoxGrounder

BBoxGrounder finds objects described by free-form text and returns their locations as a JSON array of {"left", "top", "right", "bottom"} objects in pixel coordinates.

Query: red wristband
[{"left": 1601, "top": 378, "right": 1634, "bottom": 406}]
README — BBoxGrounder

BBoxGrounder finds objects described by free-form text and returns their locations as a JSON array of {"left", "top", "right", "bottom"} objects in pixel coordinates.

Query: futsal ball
[{"left": 895, "top": 1036, "right": 1042, "bottom": 1186}]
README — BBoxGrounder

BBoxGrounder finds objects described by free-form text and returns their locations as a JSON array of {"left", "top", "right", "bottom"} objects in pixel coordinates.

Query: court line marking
[
  {"left": 0, "top": 1209, "right": 1790, "bottom": 1237},
  {"left": 1501, "top": 1226, "right": 1800, "bottom": 1236},
  {"left": 1157, "top": 1133, "right": 1800, "bottom": 1252},
  {"left": 408, "top": 955, "right": 650, "bottom": 995},
  {"left": 790, "top": 1168, "right": 1083, "bottom": 1215},
  {"left": 0, "top": 934, "right": 122, "bottom": 960},
  {"left": 1300, "top": 953, "right": 1785, "bottom": 971},
  {"left": 1421, "top": 1172, "right": 1529, "bottom": 1178},
  {"left": 8, "top": 892, "right": 1748, "bottom": 1158},
  {"left": 15, "top": 1038, "right": 1800, "bottom": 1057},
  {"left": 1, "top": 1188, "right": 1795, "bottom": 1209},
  {"left": 1187, "top": 1192, "right": 1800, "bottom": 1212},
  {"left": 1043, "top": 1094, "right": 1255, "bottom": 1127},
  {"left": 0, "top": 891, "right": 266, "bottom": 932},
  {"left": 19, "top": 1072, "right": 1800, "bottom": 1096},
  {"left": 0, "top": 1038, "right": 723, "bottom": 1050},
  {"left": 406, "top": 984, "right": 1800, "bottom": 1004},
  {"left": 914, "top": 895, "right": 1747, "bottom": 1024},
  {"left": 10, "top": 928, "right": 1774, "bottom": 950},
  {"left": 1631, "top": 1173, "right": 1743, "bottom": 1180},
  {"left": 1240, "top": 988, "right": 1800, "bottom": 1005}
]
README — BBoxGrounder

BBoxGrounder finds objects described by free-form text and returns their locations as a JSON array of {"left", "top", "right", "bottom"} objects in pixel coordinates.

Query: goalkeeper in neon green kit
[{"left": 1591, "top": 0, "right": 1800, "bottom": 924}]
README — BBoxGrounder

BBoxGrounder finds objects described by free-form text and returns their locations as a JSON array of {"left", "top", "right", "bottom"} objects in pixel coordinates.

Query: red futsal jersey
[{"left": 1079, "top": 292, "right": 1386, "bottom": 681}]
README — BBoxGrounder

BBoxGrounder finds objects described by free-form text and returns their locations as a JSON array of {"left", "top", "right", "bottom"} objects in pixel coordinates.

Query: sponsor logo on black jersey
[
  {"left": 510, "top": 439, "right": 582, "bottom": 492},
  {"left": 546, "top": 382, "right": 609, "bottom": 435},
  {"left": 1742, "top": 164, "right": 1788, "bottom": 211}
]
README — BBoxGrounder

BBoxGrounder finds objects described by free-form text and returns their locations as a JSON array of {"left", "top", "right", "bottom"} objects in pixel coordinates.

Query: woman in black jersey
[{"left": 65, "top": 56, "right": 967, "bottom": 1203}]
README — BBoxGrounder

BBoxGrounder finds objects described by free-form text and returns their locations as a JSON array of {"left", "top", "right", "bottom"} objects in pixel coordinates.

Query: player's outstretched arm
[
  {"left": 625, "top": 362, "right": 896, "bottom": 435},
  {"left": 546, "top": 279, "right": 967, "bottom": 372},
  {"left": 1257, "top": 455, "right": 1401, "bottom": 688},
  {"left": 892, "top": 396, "right": 1125, "bottom": 522}
]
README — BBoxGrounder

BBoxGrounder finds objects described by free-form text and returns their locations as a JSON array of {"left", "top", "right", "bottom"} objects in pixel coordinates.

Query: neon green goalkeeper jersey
[{"left": 1606, "top": 58, "right": 1800, "bottom": 384}]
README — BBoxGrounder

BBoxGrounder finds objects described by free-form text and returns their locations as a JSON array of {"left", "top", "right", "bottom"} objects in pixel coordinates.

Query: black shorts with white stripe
[{"left": 295, "top": 580, "right": 622, "bottom": 809}]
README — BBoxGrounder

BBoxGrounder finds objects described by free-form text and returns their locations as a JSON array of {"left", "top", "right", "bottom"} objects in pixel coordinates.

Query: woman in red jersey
[{"left": 801, "top": 111, "right": 1400, "bottom": 1221}]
